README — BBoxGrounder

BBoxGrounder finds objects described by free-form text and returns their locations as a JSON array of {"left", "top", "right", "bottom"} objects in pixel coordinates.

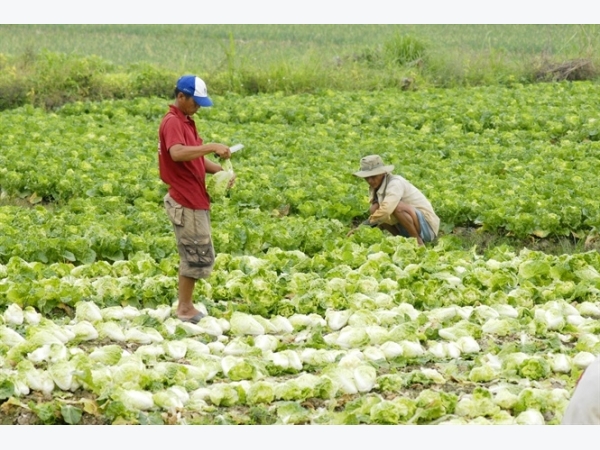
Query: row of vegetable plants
[
  {"left": 1, "top": 82, "right": 600, "bottom": 258},
  {"left": 1, "top": 236, "right": 599, "bottom": 424}
]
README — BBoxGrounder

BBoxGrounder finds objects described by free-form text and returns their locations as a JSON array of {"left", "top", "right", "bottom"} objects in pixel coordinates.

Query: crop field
[{"left": 1, "top": 76, "right": 600, "bottom": 427}]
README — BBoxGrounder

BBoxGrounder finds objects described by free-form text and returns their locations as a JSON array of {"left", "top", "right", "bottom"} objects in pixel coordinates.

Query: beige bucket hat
[{"left": 353, "top": 155, "right": 394, "bottom": 178}]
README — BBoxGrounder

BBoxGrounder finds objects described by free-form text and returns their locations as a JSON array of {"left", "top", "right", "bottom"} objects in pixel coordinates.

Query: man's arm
[
  {"left": 368, "top": 178, "right": 403, "bottom": 224},
  {"left": 169, "top": 142, "right": 231, "bottom": 161},
  {"left": 205, "top": 158, "right": 225, "bottom": 174}
]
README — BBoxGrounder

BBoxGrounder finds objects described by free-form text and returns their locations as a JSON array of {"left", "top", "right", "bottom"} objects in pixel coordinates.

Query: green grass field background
[{"left": 1, "top": 25, "right": 596, "bottom": 69}]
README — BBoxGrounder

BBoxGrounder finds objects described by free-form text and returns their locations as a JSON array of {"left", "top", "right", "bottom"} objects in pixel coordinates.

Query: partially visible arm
[
  {"left": 169, "top": 142, "right": 231, "bottom": 162},
  {"left": 561, "top": 355, "right": 600, "bottom": 425}
]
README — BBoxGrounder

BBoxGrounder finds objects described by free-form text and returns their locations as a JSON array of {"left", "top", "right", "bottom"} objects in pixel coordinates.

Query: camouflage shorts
[{"left": 164, "top": 193, "right": 215, "bottom": 279}]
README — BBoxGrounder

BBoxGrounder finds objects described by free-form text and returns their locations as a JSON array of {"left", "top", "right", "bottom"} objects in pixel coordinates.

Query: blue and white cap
[{"left": 176, "top": 75, "right": 213, "bottom": 107}]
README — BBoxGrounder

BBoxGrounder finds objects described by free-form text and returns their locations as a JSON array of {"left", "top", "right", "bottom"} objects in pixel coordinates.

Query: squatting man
[{"left": 350, "top": 154, "right": 440, "bottom": 246}]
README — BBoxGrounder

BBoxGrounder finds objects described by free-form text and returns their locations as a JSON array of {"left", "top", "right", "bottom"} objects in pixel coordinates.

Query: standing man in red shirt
[{"left": 158, "top": 75, "right": 234, "bottom": 324}]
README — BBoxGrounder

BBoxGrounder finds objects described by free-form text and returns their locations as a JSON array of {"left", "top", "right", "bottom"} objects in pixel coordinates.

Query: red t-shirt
[{"left": 158, "top": 105, "right": 210, "bottom": 210}]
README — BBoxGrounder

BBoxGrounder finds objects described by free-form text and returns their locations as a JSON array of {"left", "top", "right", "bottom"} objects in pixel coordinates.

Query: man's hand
[
  {"left": 362, "top": 219, "right": 377, "bottom": 228},
  {"left": 347, "top": 219, "right": 376, "bottom": 237},
  {"left": 214, "top": 144, "right": 231, "bottom": 159}
]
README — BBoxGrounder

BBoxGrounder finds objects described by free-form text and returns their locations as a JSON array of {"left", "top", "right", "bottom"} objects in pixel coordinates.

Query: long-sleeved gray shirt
[{"left": 368, "top": 173, "right": 440, "bottom": 236}]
